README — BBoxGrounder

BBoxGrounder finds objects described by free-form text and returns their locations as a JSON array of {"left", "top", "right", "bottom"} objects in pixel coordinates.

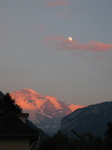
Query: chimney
[{"left": 16, "top": 113, "right": 29, "bottom": 124}]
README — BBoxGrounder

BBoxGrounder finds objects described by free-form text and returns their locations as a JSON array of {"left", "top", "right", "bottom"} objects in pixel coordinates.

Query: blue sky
[{"left": 0, "top": 0, "right": 112, "bottom": 105}]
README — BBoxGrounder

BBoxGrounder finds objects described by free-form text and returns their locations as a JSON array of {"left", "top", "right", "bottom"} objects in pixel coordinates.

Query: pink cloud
[
  {"left": 47, "top": 0, "right": 68, "bottom": 7},
  {"left": 46, "top": 36, "right": 112, "bottom": 52}
]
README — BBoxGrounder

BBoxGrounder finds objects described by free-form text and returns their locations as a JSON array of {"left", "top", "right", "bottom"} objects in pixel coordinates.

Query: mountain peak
[
  {"left": 68, "top": 104, "right": 86, "bottom": 112},
  {"left": 22, "top": 89, "right": 39, "bottom": 95},
  {"left": 11, "top": 89, "right": 85, "bottom": 135},
  {"left": 45, "top": 96, "right": 62, "bottom": 109}
]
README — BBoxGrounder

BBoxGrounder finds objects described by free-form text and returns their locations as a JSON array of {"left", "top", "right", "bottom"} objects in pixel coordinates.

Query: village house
[{"left": 0, "top": 91, "right": 39, "bottom": 150}]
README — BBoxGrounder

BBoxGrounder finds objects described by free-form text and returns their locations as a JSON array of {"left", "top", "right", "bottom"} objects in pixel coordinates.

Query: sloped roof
[{"left": 0, "top": 98, "right": 39, "bottom": 137}]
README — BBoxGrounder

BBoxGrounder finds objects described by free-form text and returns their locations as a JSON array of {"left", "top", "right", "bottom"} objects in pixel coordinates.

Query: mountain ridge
[
  {"left": 10, "top": 88, "right": 85, "bottom": 135},
  {"left": 60, "top": 101, "right": 112, "bottom": 137}
]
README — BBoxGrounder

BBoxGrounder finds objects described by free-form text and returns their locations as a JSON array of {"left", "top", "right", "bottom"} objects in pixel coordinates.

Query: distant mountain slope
[
  {"left": 60, "top": 101, "right": 112, "bottom": 138},
  {"left": 27, "top": 120, "right": 49, "bottom": 143},
  {"left": 11, "top": 89, "right": 85, "bottom": 135},
  {"left": 0, "top": 91, "right": 4, "bottom": 100}
]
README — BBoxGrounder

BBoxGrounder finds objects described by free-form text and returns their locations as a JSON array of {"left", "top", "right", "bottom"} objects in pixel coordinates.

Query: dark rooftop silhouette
[{"left": 0, "top": 92, "right": 38, "bottom": 137}]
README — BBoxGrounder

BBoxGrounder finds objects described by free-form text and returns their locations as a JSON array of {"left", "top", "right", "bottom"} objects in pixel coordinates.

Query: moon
[{"left": 68, "top": 37, "right": 73, "bottom": 41}]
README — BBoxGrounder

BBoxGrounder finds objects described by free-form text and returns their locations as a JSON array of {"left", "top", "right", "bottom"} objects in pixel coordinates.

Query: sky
[{"left": 0, "top": 0, "right": 112, "bottom": 105}]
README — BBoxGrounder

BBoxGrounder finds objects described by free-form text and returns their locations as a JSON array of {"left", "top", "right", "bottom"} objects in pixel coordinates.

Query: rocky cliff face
[
  {"left": 60, "top": 101, "right": 112, "bottom": 137},
  {"left": 11, "top": 89, "right": 84, "bottom": 135}
]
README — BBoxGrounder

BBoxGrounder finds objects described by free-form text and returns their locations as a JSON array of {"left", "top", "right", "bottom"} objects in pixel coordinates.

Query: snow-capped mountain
[{"left": 11, "top": 89, "right": 85, "bottom": 135}]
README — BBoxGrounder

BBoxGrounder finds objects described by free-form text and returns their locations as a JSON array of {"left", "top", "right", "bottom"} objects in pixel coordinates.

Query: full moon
[{"left": 68, "top": 37, "right": 73, "bottom": 41}]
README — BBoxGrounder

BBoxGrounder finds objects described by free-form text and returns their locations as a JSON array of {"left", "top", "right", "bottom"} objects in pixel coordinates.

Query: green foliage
[{"left": 4, "top": 93, "right": 22, "bottom": 113}]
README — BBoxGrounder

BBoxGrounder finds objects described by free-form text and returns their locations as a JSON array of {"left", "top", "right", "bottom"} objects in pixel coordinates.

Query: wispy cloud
[
  {"left": 47, "top": 0, "right": 68, "bottom": 7},
  {"left": 46, "top": 36, "right": 112, "bottom": 52}
]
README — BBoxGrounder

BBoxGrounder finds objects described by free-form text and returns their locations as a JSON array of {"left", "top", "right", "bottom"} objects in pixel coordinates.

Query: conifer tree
[
  {"left": 105, "top": 122, "right": 112, "bottom": 150},
  {"left": 4, "top": 93, "right": 22, "bottom": 113}
]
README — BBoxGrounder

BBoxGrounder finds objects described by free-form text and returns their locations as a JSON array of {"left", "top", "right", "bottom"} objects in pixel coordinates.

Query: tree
[
  {"left": 41, "top": 131, "right": 76, "bottom": 150},
  {"left": 4, "top": 93, "right": 22, "bottom": 113},
  {"left": 105, "top": 122, "right": 112, "bottom": 139},
  {"left": 105, "top": 122, "right": 112, "bottom": 150}
]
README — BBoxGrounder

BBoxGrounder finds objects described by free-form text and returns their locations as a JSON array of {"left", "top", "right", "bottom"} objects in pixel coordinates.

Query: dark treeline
[{"left": 40, "top": 122, "right": 112, "bottom": 150}]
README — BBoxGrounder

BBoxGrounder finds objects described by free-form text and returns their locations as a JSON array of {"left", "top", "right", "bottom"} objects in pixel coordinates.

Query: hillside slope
[{"left": 60, "top": 101, "right": 112, "bottom": 137}]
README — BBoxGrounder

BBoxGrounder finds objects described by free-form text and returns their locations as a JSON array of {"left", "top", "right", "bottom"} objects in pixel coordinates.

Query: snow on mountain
[
  {"left": 11, "top": 89, "right": 85, "bottom": 135},
  {"left": 68, "top": 104, "right": 85, "bottom": 112}
]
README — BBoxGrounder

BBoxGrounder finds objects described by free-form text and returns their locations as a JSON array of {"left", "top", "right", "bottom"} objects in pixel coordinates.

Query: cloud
[
  {"left": 46, "top": 36, "right": 112, "bottom": 52},
  {"left": 47, "top": 0, "right": 68, "bottom": 7}
]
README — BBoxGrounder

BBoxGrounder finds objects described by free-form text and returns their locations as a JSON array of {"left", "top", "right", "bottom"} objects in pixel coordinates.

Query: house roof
[{"left": 0, "top": 97, "right": 39, "bottom": 137}]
